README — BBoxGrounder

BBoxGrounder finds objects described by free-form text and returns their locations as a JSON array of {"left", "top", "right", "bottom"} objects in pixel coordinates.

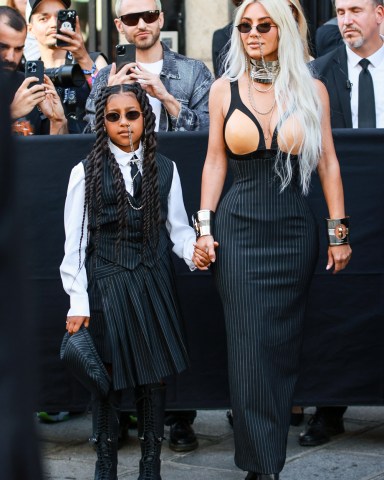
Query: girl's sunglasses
[
  {"left": 236, "top": 22, "right": 277, "bottom": 34},
  {"left": 105, "top": 111, "right": 142, "bottom": 123},
  {"left": 119, "top": 10, "right": 160, "bottom": 27}
]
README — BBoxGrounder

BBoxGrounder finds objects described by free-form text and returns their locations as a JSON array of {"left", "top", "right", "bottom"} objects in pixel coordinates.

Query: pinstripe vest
[{"left": 85, "top": 153, "right": 173, "bottom": 270}]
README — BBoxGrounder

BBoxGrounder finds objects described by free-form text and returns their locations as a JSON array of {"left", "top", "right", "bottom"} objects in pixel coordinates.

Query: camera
[{"left": 45, "top": 64, "right": 85, "bottom": 88}]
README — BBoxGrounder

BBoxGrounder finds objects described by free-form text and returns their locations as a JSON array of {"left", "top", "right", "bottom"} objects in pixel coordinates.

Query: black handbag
[{"left": 60, "top": 325, "right": 111, "bottom": 397}]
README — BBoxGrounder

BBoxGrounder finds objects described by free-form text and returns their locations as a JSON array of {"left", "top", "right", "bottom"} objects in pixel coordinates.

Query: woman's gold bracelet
[{"left": 326, "top": 217, "right": 350, "bottom": 246}]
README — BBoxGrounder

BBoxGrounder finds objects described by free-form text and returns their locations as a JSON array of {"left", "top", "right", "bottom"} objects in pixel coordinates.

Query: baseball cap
[{"left": 26, "top": 0, "right": 71, "bottom": 22}]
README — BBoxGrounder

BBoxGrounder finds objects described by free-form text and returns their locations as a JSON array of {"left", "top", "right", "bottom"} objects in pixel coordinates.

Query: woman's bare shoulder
[{"left": 210, "top": 76, "right": 231, "bottom": 95}]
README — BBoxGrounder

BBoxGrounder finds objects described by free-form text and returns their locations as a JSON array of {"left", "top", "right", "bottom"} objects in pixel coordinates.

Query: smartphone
[
  {"left": 25, "top": 60, "right": 44, "bottom": 88},
  {"left": 115, "top": 44, "right": 136, "bottom": 72},
  {"left": 56, "top": 9, "right": 77, "bottom": 47}
]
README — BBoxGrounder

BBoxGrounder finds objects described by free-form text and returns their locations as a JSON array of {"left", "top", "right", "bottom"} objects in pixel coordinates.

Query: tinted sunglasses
[
  {"left": 105, "top": 111, "right": 142, "bottom": 123},
  {"left": 119, "top": 10, "right": 160, "bottom": 27},
  {"left": 236, "top": 22, "right": 277, "bottom": 34}
]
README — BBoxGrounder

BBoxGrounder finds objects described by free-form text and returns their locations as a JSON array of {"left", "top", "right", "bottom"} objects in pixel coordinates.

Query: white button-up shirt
[
  {"left": 346, "top": 40, "right": 384, "bottom": 128},
  {"left": 60, "top": 141, "right": 196, "bottom": 317}
]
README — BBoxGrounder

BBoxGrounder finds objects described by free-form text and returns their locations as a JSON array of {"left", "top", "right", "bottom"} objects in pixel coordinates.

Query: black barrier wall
[{"left": 16, "top": 130, "right": 384, "bottom": 411}]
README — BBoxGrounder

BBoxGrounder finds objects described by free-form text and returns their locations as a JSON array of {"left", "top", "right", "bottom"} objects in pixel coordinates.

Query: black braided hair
[{"left": 79, "top": 83, "right": 161, "bottom": 266}]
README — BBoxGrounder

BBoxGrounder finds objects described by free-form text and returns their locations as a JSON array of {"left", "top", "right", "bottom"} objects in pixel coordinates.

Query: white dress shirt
[
  {"left": 60, "top": 141, "right": 196, "bottom": 317},
  {"left": 346, "top": 40, "right": 384, "bottom": 128}
]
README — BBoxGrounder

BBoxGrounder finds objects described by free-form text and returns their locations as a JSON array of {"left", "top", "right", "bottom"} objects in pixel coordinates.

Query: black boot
[
  {"left": 135, "top": 383, "right": 166, "bottom": 480},
  {"left": 90, "top": 390, "right": 120, "bottom": 480}
]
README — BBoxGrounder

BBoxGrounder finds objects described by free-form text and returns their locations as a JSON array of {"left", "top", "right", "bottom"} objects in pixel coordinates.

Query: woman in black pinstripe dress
[
  {"left": 193, "top": 1, "right": 351, "bottom": 479},
  {"left": 60, "top": 84, "right": 208, "bottom": 480}
]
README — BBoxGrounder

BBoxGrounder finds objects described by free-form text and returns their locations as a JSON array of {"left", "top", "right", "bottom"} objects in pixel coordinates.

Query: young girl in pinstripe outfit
[{"left": 60, "top": 83, "right": 208, "bottom": 480}]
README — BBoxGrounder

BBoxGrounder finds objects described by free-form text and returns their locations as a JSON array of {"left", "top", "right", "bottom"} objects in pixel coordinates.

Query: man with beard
[
  {"left": 311, "top": 0, "right": 384, "bottom": 128},
  {"left": 300, "top": 0, "right": 384, "bottom": 448},
  {"left": 27, "top": 0, "right": 107, "bottom": 133},
  {"left": 84, "top": 0, "right": 213, "bottom": 133},
  {"left": 0, "top": 6, "right": 67, "bottom": 134}
]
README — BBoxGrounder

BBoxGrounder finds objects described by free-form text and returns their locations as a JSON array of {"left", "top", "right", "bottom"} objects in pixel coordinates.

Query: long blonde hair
[{"left": 224, "top": 0, "right": 322, "bottom": 194}]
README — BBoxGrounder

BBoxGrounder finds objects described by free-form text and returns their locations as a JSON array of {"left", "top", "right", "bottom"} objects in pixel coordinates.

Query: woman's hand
[
  {"left": 326, "top": 244, "right": 352, "bottom": 274},
  {"left": 192, "top": 235, "right": 219, "bottom": 270},
  {"left": 66, "top": 315, "right": 89, "bottom": 334}
]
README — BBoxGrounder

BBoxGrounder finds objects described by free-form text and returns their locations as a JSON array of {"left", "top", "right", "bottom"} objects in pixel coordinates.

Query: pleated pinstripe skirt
[
  {"left": 86, "top": 251, "right": 189, "bottom": 390},
  {"left": 214, "top": 154, "right": 318, "bottom": 474}
]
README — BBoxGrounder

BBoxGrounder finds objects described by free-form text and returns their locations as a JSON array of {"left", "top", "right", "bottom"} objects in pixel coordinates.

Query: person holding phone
[
  {"left": 85, "top": 0, "right": 213, "bottom": 133},
  {"left": 26, "top": 0, "right": 108, "bottom": 133},
  {"left": 0, "top": 6, "right": 67, "bottom": 135}
]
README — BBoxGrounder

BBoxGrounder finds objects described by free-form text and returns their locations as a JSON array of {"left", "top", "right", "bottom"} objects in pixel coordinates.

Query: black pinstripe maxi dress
[{"left": 214, "top": 81, "right": 318, "bottom": 474}]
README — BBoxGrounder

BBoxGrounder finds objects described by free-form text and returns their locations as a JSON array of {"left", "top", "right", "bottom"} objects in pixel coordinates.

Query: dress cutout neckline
[{"left": 224, "top": 81, "right": 279, "bottom": 156}]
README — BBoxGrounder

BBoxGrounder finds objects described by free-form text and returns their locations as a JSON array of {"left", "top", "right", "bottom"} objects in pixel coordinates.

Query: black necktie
[
  {"left": 358, "top": 58, "right": 376, "bottom": 128},
  {"left": 130, "top": 156, "right": 142, "bottom": 197}
]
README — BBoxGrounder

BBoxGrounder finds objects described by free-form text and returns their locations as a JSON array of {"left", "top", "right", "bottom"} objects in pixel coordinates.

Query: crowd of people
[{"left": 1, "top": 0, "right": 383, "bottom": 478}]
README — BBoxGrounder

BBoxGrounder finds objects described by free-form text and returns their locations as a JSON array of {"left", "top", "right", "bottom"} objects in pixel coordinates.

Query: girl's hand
[
  {"left": 66, "top": 315, "right": 89, "bottom": 334},
  {"left": 326, "top": 244, "right": 352, "bottom": 274},
  {"left": 192, "top": 235, "right": 219, "bottom": 270}
]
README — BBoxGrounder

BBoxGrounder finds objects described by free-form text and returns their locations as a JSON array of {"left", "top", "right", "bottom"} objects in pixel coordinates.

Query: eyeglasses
[
  {"left": 105, "top": 111, "right": 142, "bottom": 123},
  {"left": 236, "top": 22, "right": 277, "bottom": 34},
  {"left": 119, "top": 10, "right": 160, "bottom": 27}
]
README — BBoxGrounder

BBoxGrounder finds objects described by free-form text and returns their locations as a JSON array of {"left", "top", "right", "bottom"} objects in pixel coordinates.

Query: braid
[
  {"left": 134, "top": 85, "right": 161, "bottom": 255},
  {"left": 78, "top": 87, "right": 110, "bottom": 266},
  {"left": 78, "top": 83, "right": 161, "bottom": 265}
]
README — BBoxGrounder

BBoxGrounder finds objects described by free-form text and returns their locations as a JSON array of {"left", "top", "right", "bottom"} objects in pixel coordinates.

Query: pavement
[{"left": 38, "top": 406, "right": 384, "bottom": 480}]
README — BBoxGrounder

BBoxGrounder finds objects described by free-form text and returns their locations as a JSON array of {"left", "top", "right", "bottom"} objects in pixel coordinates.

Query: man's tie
[
  {"left": 358, "top": 58, "right": 376, "bottom": 128},
  {"left": 130, "top": 156, "right": 142, "bottom": 197}
]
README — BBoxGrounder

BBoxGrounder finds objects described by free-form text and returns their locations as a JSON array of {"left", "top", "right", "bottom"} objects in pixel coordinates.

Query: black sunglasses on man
[{"left": 119, "top": 10, "right": 160, "bottom": 27}]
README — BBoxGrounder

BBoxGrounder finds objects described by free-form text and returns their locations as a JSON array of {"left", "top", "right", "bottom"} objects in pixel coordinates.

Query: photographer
[
  {"left": 0, "top": 5, "right": 67, "bottom": 135},
  {"left": 26, "top": 0, "right": 108, "bottom": 133}
]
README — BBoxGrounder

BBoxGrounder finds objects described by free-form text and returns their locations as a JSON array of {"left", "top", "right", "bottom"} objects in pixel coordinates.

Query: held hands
[
  {"left": 326, "top": 244, "right": 352, "bottom": 274},
  {"left": 66, "top": 315, "right": 89, "bottom": 334},
  {"left": 192, "top": 235, "right": 219, "bottom": 270}
]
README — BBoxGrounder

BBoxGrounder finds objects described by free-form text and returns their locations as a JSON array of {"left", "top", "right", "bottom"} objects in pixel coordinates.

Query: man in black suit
[
  {"left": 310, "top": 0, "right": 384, "bottom": 129},
  {"left": 300, "top": 0, "right": 384, "bottom": 447},
  {"left": 315, "top": 17, "right": 344, "bottom": 56}
]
